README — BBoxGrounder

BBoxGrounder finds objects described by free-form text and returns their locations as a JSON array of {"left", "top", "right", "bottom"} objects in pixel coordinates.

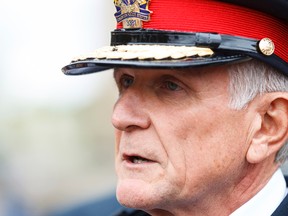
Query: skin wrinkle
[
  {"left": 150, "top": 107, "right": 190, "bottom": 205},
  {"left": 228, "top": 163, "right": 255, "bottom": 211},
  {"left": 143, "top": 82, "right": 182, "bottom": 174},
  {"left": 113, "top": 77, "right": 181, "bottom": 203},
  {"left": 112, "top": 63, "right": 288, "bottom": 215},
  {"left": 229, "top": 160, "right": 278, "bottom": 213},
  {"left": 166, "top": 71, "right": 230, "bottom": 206},
  {"left": 228, "top": 60, "right": 288, "bottom": 110}
]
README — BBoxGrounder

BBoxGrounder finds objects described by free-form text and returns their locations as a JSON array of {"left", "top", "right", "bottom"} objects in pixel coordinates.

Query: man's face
[{"left": 112, "top": 66, "right": 253, "bottom": 214}]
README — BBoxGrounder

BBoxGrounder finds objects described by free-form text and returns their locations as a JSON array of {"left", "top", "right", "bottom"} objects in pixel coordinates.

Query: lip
[{"left": 121, "top": 153, "right": 158, "bottom": 168}]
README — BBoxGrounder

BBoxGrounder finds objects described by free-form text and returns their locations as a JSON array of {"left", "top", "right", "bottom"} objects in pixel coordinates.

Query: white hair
[{"left": 227, "top": 60, "right": 288, "bottom": 163}]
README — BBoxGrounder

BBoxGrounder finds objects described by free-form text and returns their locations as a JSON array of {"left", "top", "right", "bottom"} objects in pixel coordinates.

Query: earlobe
[
  {"left": 246, "top": 95, "right": 288, "bottom": 164},
  {"left": 247, "top": 136, "right": 270, "bottom": 164}
]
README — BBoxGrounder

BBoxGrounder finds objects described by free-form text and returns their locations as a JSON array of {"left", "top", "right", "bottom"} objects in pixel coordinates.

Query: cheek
[
  {"left": 170, "top": 109, "right": 248, "bottom": 176},
  {"left": 153, "top": 121, "right": 193, "bottom": 187},
  {"left": 166, "top": 116, "right": 246, "bottom": 198}
]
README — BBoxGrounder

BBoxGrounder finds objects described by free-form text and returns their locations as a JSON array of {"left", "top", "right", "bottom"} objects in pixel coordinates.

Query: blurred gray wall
[{"left": 0, "top": 1, "right": 118, "bottom": 215}]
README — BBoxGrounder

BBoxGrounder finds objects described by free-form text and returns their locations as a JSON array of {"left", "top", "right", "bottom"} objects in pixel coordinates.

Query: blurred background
[
  {"left": 0, "top": 0, "right": 118, "bottom": 215},
  {"left": 1, "top": 1, "right": 288, "bottom": 216}
]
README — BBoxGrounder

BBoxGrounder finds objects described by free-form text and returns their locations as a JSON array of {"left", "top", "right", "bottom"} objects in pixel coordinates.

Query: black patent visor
[{"left": 62, "top": 29, "right": 288, "bottom": 76}]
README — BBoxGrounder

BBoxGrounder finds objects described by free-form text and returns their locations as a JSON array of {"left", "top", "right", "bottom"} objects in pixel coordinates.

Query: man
[{"left": 62, "top": 0, "right": 288, "bottom": 215}]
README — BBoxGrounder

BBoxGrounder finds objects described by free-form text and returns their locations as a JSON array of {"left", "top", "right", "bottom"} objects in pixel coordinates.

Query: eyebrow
[{"left": 113, "top": 67, "right": 200, "bottom": 80}]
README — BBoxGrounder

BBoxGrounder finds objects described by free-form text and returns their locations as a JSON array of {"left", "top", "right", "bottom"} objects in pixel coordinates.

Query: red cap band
[{"left": 116, "top": 0, "right": 288, "bottom": 63}]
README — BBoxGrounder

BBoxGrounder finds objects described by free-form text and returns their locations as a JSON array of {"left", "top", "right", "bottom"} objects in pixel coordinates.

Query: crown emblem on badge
[{"left": 114, "top": 0, "right": 152, "bottom": 29}]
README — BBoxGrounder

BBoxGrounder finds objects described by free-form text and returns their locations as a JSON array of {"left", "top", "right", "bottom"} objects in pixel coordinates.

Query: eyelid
[
  {"left": 160, "top": 76, "right": 183, "bottom": 88},
  {"left": 163, "top": 80, "right": 182, "bottom": 91},
  {"left": 115, "top": 72, "right": 134, "bottom": 93},
  {"left": 120, "top": 74, "right": 134, "bottom": 86},
  {"left": 114, "top": 69, "right": 133, "bottom": 81}
]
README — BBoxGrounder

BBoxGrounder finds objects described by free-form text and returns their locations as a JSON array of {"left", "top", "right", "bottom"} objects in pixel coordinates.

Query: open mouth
[{"left": 124, "top": 154, "right": 153, "bottom": 164}]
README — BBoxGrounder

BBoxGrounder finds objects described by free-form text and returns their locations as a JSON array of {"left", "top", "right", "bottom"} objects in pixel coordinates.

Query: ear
[{"left": 246, "top": 94, "right": 288, "bottom": 164}]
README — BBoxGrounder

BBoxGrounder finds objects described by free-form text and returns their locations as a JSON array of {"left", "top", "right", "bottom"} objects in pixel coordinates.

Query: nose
[{"left": 112, "top": 90, "right": 151, "bottom": 132}]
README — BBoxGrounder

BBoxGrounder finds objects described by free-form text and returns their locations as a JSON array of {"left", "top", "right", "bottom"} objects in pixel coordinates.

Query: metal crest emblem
[{"left": 114, "top": 0, "right": 152, "bottom": 29}]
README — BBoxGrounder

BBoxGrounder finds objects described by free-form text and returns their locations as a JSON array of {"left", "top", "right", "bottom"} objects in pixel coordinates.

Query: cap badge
[
  {"left": 258, "top": 38, "right": 275, "bottom": 56},
  {"left": 114, "top": 0, "right": 152, "bottom": 29}
]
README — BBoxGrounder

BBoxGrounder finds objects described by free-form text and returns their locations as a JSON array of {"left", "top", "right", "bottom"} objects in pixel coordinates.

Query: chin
[{"left": 116, "top": 178, "right": 161, "bottom": 209}]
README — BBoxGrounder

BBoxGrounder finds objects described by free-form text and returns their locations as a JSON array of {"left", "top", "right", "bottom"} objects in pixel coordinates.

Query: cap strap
[{"left": 111, "top": 29, "right": 258, "bottom": 54}]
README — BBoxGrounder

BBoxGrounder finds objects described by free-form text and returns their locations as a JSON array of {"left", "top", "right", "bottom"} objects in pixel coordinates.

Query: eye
[
  {"left": 120, "top": 74, "right": 134, "bottom": 88},
  {"left": 163, "top": 81, "right": 182, "bottom": 91}
]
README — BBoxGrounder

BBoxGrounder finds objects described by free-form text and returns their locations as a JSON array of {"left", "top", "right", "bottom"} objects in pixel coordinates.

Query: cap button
[{"left": 258, "top": 38, "right": 275, "bottom": 56}]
